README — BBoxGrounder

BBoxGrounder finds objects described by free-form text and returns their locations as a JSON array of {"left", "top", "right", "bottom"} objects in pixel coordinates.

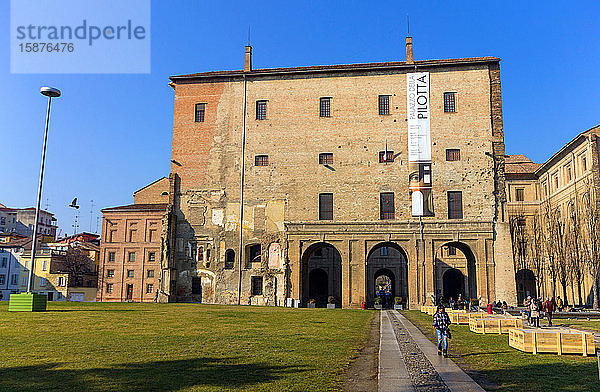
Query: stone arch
[
  {"left": 366, "top": 242, "right": 409, "bottom": 305},
  {"left": 435, "top": 241, "right": 477, "bottom": 301},
  {"left": 301, "top": 242, "right": 342, "bottom": 307},
  {"left": 515, "top": 268, "right": 536, "bottom": 305},
  {"left": 224, "top": 249, "right": 235, "bottom": 270}
]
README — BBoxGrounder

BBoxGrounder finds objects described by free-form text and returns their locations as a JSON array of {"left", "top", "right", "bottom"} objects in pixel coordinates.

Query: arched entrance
[
  {"left": 516, "top": 269, "right": 536, "bottom": 305},
  {"left": 301, "top": 242, "right": 342, "bottom": 307},
  {"left": 308, "top": 268, "right": 328, "bottom": 306},
  {"left": 367, "top": 242, "right": 409, "bottom": 307},
  {"left": 435, "top": 241, "right": 477, "bottom": 301},
  {"left": 443, "top": 268, "right": 464, "bottom": 300}
]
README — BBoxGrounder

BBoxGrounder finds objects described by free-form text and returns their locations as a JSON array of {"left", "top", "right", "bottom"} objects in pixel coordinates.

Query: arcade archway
[
  {"left": 443, "top": 268, "right": 464, "bottom": 301},
  {"left": 301, "top": 242, "right": 342, "bottom": 307},
  {"left": 436, "top": 241, "right": 477, "bottom": 301},
  {"left": 516, "top": 269, "right": 536, "bottom": 305},
  {"left": 367, "top": 242, "right": 409, "bottom": 306}
]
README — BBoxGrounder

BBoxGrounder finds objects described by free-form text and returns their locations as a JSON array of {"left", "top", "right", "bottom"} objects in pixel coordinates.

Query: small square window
[
  {"left": 515, "top": 188, "right": 524, "bottom": 202},
  {"left": 444, "top": 92, "right": 456, "bottom": 113},
  {"left": 108, "top": 252, "right": 115, "bottom": 262},
  {"left": 251, "top": 276, "right": 263, "bottom": 296},
  {"left": 106, "top": 283, "right": 113, "bottom": 293},
  {"left": 379, "top": 95, "right": 390, "bottom": 115},
  {"left": 147, "top": 269, "right": 154, "bottom": 278},
  {"left": 446, "top": 149, "right": 460, "bottom": 161},
  {"left": 195, "top": 103, "right": 206, "bottom": 122},
  {"left": 146, "top": 283, "right": 154, "bottom": 294},
  {"left": 255, "top": 155, "right": 269, "bottom": 166},
  {"left": 256, "top": 100, "right": 267, "bottom": 120},
  {"left": 379, "top": 151, "right": 394, "bottom": 163},
  {"left": 107, "top": 269, "right": 115, "bottom": 278},
  {"left": 128, "top": 252, "right": 135, "bottom": 262},
  {"left": 148, "top": 252, "right": 155, "bottom": 262},
  {"left": 319, "top": 153, "right": 333, "bottom": 165},
  {"left": 320, "top": 97, "right": 331, "bottom": 117},
  {"left": 127, "top": 270, "right": 134, "bottom": 278}
]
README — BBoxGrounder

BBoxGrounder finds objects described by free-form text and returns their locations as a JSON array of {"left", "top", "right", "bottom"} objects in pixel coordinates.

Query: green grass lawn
[
  {"left": 0, "top": 301, "right": 373, "bottom": 392},
  {"left": 402, "top": 310, "right": 600, "bottom": 392}
]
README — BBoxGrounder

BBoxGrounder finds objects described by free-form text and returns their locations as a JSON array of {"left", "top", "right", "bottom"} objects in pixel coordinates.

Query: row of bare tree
[{"left": 509, "top": 178, "right": 600, "bottom": 308}]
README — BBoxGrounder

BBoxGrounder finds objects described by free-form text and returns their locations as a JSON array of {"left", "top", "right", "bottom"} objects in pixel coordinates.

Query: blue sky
[{"left": 0, "top": 1, "right": 599, "bottom": 236}]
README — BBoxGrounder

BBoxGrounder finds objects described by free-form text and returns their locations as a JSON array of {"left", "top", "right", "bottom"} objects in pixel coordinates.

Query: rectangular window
[
  {"left": 147, "top": 269, "right": 154, "bottom": 278},
  {"left": 195, "top": 103, "right": 205, "bottom": 122},
  {"left": 127, "top": 270, "right": 134, "bottom": 278},
  {"left": 319, "top": 193, "right": 333, "bottom": 220},
  {"left": 1, "top": 257, "right": 6, "bottom": 268},
  {"left": 446, "top": 149, "right": 460, "bottom": 161},
  {"left": 443, "top": 92, "right": 456, "bottom": 113},
  {"left": 378, "top": 95, "right": 390, "bottom": 115},
  {"left": 380, "top": 192, "right": 395, "bottom": 220},
  {"left": 0, "top": 275, "right": 5, "bottom": 285},
  {"left": 255, "top": 155, "right": 269, "bottom": 166},
  {"left": 448, "top": 246, "right": 456, "bottom": 256},
  {"left": 42, "top": 260, "right": 47, "bottom": 271},
  {"left": 22, "top": 276, "right": 27, "bottom": 286},
  {"left": 107, "top": 269, "right": 115, "bottom": 278},
  {"left": 146, "top": 283, "right": 154, "bottom": 294},
  {"left": 515, "top": 188, "right": 524, "bottom": 202},
  {"left": 108, "top": 252, "right": 115, "bottom": 262},
  {"left": 251, "top": 276, "right": 263, "bottom": 296},
  {"left": 128, "top": 252, "right": 135, "bottom": 262},
  {"left": 319, "top": 153, "right": 333, "bottom": 165},
  {"left": 11, "top": 274, "right": 18, "bottom": 285},
  {"left": 148, "top": 252, "right": 155, "bottom": 262},
  {"left": 379, "top": 151, "right": 394, "bottom": 163},
  {"left": 0, "top": 217, "right": 5, "bottom": 226},
  {"left": 582, "top": 156, "right": 587, "bottom": 172},
  {"left": 447, "top": 191, "right": 463, "bottom": 219},
  {"left": 256, "top": 100, "right": 267, "bottom": 120},
  {"left": 40, "top": 277, "right": 47, "bottom": 287},
  {"left": 554, "top": 175, "right": 559, "bottom": 189},
  {"left": 319, "top": 97, "right": 331, "bottom": 117},
  {"left": 566, "top": 165, "right": 572, "bottom": 182},
  {"left": 106, "top": 283, "right": 113, "bottom": 293},
  {"left": 192, "top": 277, "right": 202, "bottom": 295},
  {"left": 247, "top": 244, "right": 261, "bottom": 264},
  {"left": 57, "top": 276, "right": 66, "bottom": 287},
  {"left": 128, "top": 229, "right": 136, "bottom": 242}
]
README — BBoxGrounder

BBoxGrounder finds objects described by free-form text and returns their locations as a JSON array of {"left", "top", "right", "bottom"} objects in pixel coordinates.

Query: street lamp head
[{"left": 40, "top": 86, "right": 61, "bottom": 98}]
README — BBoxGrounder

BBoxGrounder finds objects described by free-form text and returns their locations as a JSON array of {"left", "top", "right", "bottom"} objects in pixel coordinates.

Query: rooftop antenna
[
  {"left": 407, "top": 15, "right": 410, "bottom": 36},
  {"left": 248, "top": 25, "right": 251, "bottom": 46},
  {"left": 89, "top": 199, "right": 95, "bottom": 232}
]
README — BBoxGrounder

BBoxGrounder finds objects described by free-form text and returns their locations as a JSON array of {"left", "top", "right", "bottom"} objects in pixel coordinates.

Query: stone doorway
[
  {"left": 442, "top": 268, "right": 464, "bottom": 301},
  {"left": 301, "top": 242, "right": 342, "bottom": 307},
  {"left": 367, "top": 242, "right": 408, "bottom": 306}
]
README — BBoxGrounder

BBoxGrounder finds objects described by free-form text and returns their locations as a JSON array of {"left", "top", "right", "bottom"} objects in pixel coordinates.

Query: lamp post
[{"left": 26, "top": 87, "right": 61, "bottom": 293}]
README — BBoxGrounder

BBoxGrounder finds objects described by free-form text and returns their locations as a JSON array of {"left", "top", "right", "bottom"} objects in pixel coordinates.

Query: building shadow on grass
[
  {"left": 472, "top": 359, "right": 598, "bottom": 391},
  {"left": 0, "top": 357, "right": 307, "bottom": 392}
]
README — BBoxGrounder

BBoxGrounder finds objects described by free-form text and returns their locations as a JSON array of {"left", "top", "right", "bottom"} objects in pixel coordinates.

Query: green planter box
[{"left": 8, "top": 293, "right": 47, "bottom": 312}]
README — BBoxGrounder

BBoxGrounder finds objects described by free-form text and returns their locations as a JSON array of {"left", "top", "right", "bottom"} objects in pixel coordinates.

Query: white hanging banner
[{"left": 407, "top": 72, "right": 434, "bottom": 216}]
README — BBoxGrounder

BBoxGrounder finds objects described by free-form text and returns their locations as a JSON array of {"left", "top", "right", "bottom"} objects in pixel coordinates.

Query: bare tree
[
  {"left": 52, "top": 247, "right": 95, "bottom": 287},
  {"left": 527, "top": 214, "right": 547, "bottom": 298},
  {"left": 542, "top": 202, "right": 559, "bottom": 299},
  {"left": 580, "top": 183, "right": 600, "bottom": 309},
  {"left": 509, "top": 207, "right": 528, "bottom": 274},
  {"left": 565, "top": 198, "right": 586, "bottom": 305}
]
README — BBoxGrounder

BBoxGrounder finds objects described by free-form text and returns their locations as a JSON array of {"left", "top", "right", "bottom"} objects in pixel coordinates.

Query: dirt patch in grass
[{"left": 342, "top": 311, "right": 379, "bottom": 392}]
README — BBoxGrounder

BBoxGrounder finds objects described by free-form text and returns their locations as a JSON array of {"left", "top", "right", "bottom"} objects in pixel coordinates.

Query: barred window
[
  {"left": 106, "top": 283, "right": 113, "bottom": 293},
  {"left": 251, "top": 276, "right": 263, "bottom": 296},
  {"left": 256, "top": 100, "right": 267, "bottom": 120},
  {"left": 107, "top": 269, "right": 114, "bottom": 278},
  {"left": 320, "top": 97, "right": 331, "bottom": 117},
  {"left": 446, "top": 149, "right": 460, "bottom": 161},
  {"left": 255, "top": 155, "right": 269, "bottom": 166},
  {"left": 443, "top": 92, "right": 456, "bottom": 113},
  {"left": 319, "top": 153, "right": 333, "bottom": 165},
  {"left": 448, "top": 246, "right": 456, "bottom": 256},
  {"left": 128, "top": 252, "right": 135, "bottom": 262},
  {"left": 379, "top": 151, "right": 394, "bottom": 163},
  {"left": 146, "top": 284, "right": 154, "bottom": 294},
  {"left": 380, "top": 192, "right": 395, "bottom": 220},
  {"left": 319, "top": 193, "right": 333, "bottom": 220},
  {"left": 195, "top": 103, "right": 206, "bottom": 122},
  {"left": 108, "top": 252, "right": 115, "bottom": 262},
  {"left": 379, "top": 95, "right": 390, "bottom": 115},
  {"left": 127, "top": 270, "right": 134, "bottom": 278},
  {"left": 447, "top": 191, "right": 463, "bottom": 219},
  {"left": 515, "top": 188, "right": 524, "bottom": 202}
]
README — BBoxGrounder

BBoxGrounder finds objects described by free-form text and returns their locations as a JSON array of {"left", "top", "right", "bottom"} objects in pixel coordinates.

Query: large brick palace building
[{"left": 98, "top": 37, "right": 520, "bottom": 307}]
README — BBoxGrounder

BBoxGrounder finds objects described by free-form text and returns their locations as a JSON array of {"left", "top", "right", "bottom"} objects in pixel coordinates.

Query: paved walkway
[{"left": 378, "top": 310, "right": 486, "bottom": 392}]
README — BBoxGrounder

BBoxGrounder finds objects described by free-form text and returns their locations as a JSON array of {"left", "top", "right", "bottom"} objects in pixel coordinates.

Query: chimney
[
  {"left": 406, "top": 36, "right": 413, "bottom": 64},
  {"left": 244, "top": 45, "right": 252, "bottom": 72}
]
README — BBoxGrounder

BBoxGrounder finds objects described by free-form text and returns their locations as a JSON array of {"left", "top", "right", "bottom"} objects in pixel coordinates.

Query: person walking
[
  {"left": 433, "top": 305, "right": 451, "bottom": 358},
  {"left": 543, "top": 297, "right": 556, "bottom": 326},
  {"left": 524, "top": 296, "right": 532, "bottom": 324},
  {"left": 529, "top": 297, "right": 540, "bottom": 328}
]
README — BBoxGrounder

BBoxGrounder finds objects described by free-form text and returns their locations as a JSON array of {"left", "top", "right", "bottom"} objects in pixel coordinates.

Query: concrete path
[
  {"left": 387, "top": 310, "right": 486, "bottom": 392},
  {"left": 378, "top": 311, "right": 414, "bottom": 392}
]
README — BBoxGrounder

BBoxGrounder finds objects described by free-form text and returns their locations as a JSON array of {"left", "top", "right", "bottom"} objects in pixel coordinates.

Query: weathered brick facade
[{"left": 159, "top": 41, "right": 514, "bottom": 308}]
